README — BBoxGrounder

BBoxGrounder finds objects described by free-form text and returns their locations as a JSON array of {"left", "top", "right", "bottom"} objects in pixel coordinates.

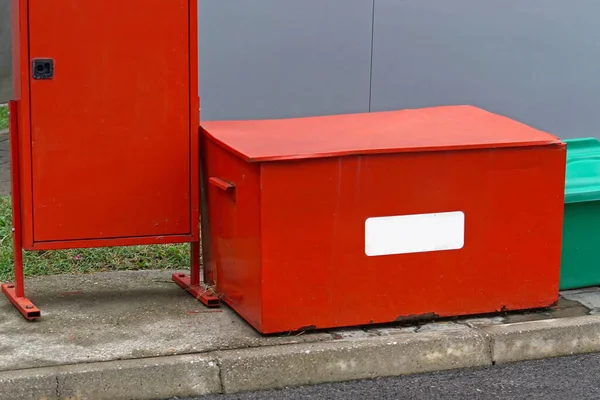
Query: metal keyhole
[{"left": 32, "top": 59, "right": 54, "bottom": 80}]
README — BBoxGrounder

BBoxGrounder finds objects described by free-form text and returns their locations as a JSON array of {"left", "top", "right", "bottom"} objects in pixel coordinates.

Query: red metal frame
[
  {"left": 1, "top": 101, "right": 41, "bottom": 320},
  {"left": 27, "top": 235, "right": 198, "bottom": 252},
  {"left": 171, "top": 0, "right": 219, "bottom": 308},
  {"left": 172, "top": 242, "right": 220, "bottom": 308}
]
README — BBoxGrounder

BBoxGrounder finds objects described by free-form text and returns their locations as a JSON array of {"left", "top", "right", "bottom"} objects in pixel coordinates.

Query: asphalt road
[{"left": 176, "top": 353, "right": 600, "bottom": 399}]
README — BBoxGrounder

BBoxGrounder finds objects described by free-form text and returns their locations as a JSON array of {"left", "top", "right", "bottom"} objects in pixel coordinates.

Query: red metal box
[
  {"left": 201, "top": 106, "right": 566, "bottom": 334},
  {"left": 11, "top": 0, "right": 199, "bottom": 250}
]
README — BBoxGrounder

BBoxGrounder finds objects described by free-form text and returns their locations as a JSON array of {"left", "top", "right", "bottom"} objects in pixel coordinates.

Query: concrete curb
[
  {"left": 0, "top": 354, "right": 222, "bottom": 400},
  {"left": 217, "top": 325, "right": 490, "bottom": 394},
  {"left": 482, "top": 315, "right": 600, "bottom": 364},
  {"left": 3, "top": 315, "right": 600, "bottom": 399}
]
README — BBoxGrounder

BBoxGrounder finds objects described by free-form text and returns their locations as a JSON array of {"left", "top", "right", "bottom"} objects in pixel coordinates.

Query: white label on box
[{"left": 365, "top": 211, "right": 465, "bottom": 256}]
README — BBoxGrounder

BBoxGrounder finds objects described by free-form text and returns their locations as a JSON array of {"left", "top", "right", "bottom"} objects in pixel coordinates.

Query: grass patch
[
  {"left": 0, "top": 196, "right": 190, "bottom": 283},
  {"left": 0, "top": 104, "right": 7, "bottom": 130}
]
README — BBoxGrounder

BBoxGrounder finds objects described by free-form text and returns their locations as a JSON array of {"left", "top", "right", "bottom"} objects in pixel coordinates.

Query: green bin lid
[{"left": 565, "top": 138, "right": 600, "bottom": 203}]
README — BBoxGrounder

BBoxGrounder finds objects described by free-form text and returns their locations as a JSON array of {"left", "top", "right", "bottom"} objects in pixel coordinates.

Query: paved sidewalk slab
[
  {"left": 0, "top": 270, "right": 332, "bottom": 372},
  {"left": 1, "top": 270, "right": 600, "bottom": 400},
  {"left": 562, "top": 287, "right": 600, "bottom": 311}
]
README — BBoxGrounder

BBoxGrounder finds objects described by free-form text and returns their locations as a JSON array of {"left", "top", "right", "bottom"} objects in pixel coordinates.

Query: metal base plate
[
  {"left": 172, "top": 273, "right": 220, "bottom": 308},
  {"left": 1, "top": 284, "right": 41, "bottom": 320}
]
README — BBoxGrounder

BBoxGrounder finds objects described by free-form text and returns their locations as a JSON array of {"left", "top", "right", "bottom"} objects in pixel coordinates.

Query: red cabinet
[
  {"left": 11, "top": 0, "right": 199, "bottom": 250},
  {"left": 201, "top": 106, "right": 566, "bottom": 334},
  {"left": 3, "top": 0, "right": 201, "bottom": 320}
]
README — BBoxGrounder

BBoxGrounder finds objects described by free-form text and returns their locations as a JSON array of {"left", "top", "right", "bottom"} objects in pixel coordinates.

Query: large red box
[
  {"left": 201, "top": 106, "right": 566, "bottom": 334},
  {"left": 11, "top": 0, "right": 199, "bottom": 250}
]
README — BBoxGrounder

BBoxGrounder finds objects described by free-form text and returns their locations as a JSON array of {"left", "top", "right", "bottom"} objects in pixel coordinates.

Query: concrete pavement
[{"left": 1, "top": 270, "right": 600, "bottom": 399}]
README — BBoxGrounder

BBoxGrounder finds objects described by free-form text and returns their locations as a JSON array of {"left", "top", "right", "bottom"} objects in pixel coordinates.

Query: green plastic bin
[{"left": 561, "top": 137, "right": 600, "bottom": 290}]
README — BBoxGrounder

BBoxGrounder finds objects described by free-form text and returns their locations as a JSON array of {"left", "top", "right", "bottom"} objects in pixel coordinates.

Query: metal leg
[
  {"left": 1, "top": 248, "right": 41, "bottom": 320},
  {"left": 199, "top": 147, "right": 216, "bottom": 286},
  {"left": 1, "top": 100, "right": 41, "bottom": 320},
  {"left": 190, "top": 240, "right": 201, "bottom": 286},
  {"left": 172, "top": 241, "right": 220, "bottom": 308}
]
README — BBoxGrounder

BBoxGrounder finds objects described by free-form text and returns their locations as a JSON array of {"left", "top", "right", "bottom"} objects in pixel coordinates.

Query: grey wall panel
[
  {"left": 198, "top": 0, "right": 373, "bottom": 121},
  {"left": 0, "top": 0, "right": 11, "bottom": 103},
  {"left": 371, "top": 0, "right": 600, "bottom": 139}
]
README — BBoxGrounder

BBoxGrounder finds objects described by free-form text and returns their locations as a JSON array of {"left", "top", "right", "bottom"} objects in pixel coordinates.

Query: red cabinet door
[{"left": 26, "top": 0, "right": 194, "bottom": 244}]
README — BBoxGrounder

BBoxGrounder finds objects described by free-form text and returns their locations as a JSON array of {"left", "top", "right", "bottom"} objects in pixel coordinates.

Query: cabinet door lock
[{"left": 32, "top": 59, "right": 54, "bottom": 80}]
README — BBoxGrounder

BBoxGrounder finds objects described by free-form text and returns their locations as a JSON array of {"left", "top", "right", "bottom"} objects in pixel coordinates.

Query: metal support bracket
[
  {"left": 172, "top": 273, "right": 220, "bottom": 308},
  {"left": 2, "top": 100, "right": 41, "bottom": 320},
  {"left": 171, "top": 239, "right": 220, "bottom": 307},
  {"left": 1, "top": 284, "right": 41, "bottom": 320}
]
